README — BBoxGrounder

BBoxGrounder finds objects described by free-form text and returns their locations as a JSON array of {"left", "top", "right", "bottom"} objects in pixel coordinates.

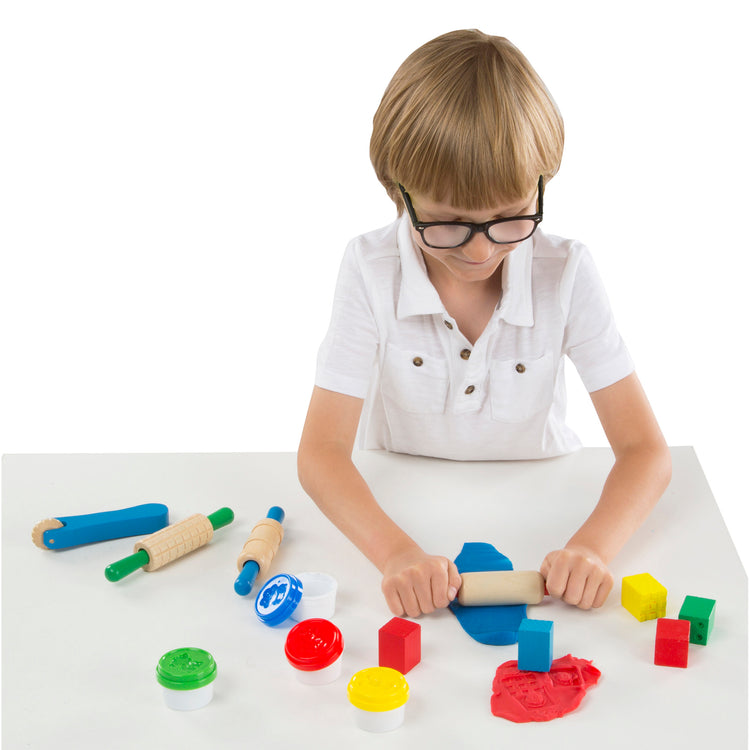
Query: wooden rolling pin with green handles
[{"left": 105, "top": 507, "right": 234, "bottom": 581}]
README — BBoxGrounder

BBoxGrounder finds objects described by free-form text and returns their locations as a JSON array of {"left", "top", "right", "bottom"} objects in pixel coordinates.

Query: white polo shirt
[{"left": 315, "top": 215, "right": 634, "bottom": 460}]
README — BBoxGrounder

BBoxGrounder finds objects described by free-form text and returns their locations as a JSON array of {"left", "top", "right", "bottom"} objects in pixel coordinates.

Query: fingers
[
  {"left": 541, "top": 548, "right": 614, "bottom": 610},
  {"left": 382, "top": 582, "right": 406, "bottom": 617},
  {"left": 448, "top": 561, "right": 462, "bottom": 602},
  {"left": 382, "top": 573, "right": 430, "bottom": 618},
  {"left": 382, "top": 555, "right": 459, "bottom": 617}
]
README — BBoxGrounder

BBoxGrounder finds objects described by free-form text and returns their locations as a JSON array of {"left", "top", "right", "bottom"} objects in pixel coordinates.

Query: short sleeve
[
  {"left": 314, "top": 242, "right": 379, "bottom": 399},
  {"left": 562, "top": 245, "right": 634, "bottom": 392}
]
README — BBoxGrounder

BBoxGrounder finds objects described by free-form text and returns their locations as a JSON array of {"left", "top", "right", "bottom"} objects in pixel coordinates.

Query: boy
[{"left": 297, "top": 30, "right": 671, "bottom": 617}]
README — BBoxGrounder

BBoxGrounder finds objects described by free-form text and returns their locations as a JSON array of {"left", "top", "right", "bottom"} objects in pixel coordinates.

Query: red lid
[{"left": 284, "top": 618, "right": 344, "bottom": 671}]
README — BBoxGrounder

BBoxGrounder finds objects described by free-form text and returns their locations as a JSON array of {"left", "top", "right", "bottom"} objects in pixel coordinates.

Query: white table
[{"left": 2, "top": 448, "right": 747, "bottom": 748}]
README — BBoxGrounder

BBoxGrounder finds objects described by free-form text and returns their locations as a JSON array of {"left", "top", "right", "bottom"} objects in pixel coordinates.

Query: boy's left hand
[{"left": 540, "top": 545, "right": 613, "bottom": 609}]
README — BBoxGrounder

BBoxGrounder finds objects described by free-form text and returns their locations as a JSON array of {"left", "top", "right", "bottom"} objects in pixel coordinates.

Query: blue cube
[{"left": 518, "top": 619, "right": 553, "bottom": 672}]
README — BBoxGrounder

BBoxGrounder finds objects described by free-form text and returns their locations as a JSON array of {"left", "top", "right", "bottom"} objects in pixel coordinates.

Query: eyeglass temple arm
[{"left": 397, "top": 183, "right": 420, "bottom": 224}]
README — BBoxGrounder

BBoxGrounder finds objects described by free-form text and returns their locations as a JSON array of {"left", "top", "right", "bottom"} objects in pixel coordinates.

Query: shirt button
[
  {"left": 464, "top": 385, "right": 475, "bottom": 395},
  {"left": 413, "top": 357, "right": 424, "bottom": 367},
  {"left": 515, "top": 363, "right": 526, "bottom": 373},
  {"left": 444, "top": 320, "right": 453, "bottom": 329},
  {"left": 460, "top": 349, "right": 471, "bottom": 360}
]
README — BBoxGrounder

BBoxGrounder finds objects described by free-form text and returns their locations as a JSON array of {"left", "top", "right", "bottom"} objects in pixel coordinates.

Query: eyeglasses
[{"left": 398, "top": 176, "right": 544, "bottom": 249}]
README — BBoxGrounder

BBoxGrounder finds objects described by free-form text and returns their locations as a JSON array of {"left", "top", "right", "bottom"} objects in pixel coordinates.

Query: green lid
[{"left": 157, "top": 648, "right": 217, "bottom": 691}]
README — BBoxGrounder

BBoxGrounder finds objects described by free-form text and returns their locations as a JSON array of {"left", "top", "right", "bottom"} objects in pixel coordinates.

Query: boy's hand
[
  {"left": 381, "top": 547, "right": 462, "bottom": 617},
  {"left": 540, "top": 545, "right": 614, "bottom": 609}
]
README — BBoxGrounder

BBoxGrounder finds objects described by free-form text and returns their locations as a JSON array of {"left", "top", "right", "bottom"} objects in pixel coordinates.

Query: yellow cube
[{"left": 621, "top": 573, "right": 667, "bottom": 622}]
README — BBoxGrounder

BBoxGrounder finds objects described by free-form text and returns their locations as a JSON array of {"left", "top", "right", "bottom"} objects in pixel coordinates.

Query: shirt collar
[
  {"left": 396, "top": 214, "right": 444, "bottom": 319},
  {"left": 396, "top": 214, "right": 535, "bottom": 327}
]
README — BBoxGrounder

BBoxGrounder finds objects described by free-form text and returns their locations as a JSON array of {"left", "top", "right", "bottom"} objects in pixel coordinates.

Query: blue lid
[{"left": 255, "top": 573, "right": 303, "bottom": 626}]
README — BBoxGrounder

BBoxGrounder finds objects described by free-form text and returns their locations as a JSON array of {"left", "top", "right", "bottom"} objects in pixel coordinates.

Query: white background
[{"left": 2, "top": 0, "right": 748, "bottom": 574}]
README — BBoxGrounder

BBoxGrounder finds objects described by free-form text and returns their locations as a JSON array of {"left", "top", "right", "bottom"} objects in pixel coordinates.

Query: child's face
[{"left": 407, "top": 190, "right": 538, "bottom": 285}]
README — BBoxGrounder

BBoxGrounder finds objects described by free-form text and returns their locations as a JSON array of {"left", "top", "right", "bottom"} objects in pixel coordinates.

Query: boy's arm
[
  {"left": 540, "top": 372, "right": 672, "bottom": 609},
  {"left": 297, "top": 386, "right": 461, "bottom": 617}
]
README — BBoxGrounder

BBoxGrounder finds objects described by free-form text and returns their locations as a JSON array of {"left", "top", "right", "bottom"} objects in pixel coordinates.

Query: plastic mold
[
  {"left": 621, "top": 573, "right": 667, "bottom": 622},
  {"left": 654, "top": 618, "right": 690, "bottom": 667},
  {"left": 518, "top": 619, "right": 554, "bottom": 672},
  {"left": 679, "top": 595, "right": 716, "bottom": 645},
  {"left": 379, "top": 617, "right": 421, "bottom": 675}
]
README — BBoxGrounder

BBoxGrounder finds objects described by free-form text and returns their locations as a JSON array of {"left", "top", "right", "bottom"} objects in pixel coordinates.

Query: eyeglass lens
[{"left": 422, "top": 218, "right": 537, "bottom": 248}]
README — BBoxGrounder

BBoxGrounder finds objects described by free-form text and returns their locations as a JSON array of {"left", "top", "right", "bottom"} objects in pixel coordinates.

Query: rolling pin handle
[
  {"left": 207, "top": 507, "right": 235, "bottom": 531},
  {"left": 104, "top": 549, "right": 151, "bottom": 582},
  {"left": 234, "top": 560, "right": 261, "bottom": 596}
]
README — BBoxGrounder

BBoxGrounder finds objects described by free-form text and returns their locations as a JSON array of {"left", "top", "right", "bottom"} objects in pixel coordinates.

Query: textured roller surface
[
  {"left": 135, "top": 513, "right": 214, "bottom": 571},
  {"left": 236, "top": 518, "right": 284, "bottom": 576}
]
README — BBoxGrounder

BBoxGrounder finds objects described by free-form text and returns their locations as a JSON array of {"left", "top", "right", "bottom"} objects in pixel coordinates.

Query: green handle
[
  {"left": 105, "top": 549, "right": 150, "bottom": 582},
  {"left": 207, "top": 507, "right": 234, "bottom": 531}
]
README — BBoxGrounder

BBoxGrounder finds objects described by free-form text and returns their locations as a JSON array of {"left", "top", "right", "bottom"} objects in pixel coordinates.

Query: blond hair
[{"left": 370, "top": 30, "right": 564, "bottom": 212}]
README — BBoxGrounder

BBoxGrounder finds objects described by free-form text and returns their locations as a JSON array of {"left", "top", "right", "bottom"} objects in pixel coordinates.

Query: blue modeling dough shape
[{"left": 448, "top": 542, "right": 527, "bottom": 645}]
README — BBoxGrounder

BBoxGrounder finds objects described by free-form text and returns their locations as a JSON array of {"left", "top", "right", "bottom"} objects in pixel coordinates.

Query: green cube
[{"left": 678, "top": 596, "right": 716, "bottom": 645}]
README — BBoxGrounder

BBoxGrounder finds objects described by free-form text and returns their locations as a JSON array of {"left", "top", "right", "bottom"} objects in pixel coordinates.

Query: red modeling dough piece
[{"left": 491, "top": 654, "right": 601, "bottom": 723}]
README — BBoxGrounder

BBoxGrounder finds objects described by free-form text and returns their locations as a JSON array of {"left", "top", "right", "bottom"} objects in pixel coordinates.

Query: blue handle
[
  {"left": 233, "top": 506, "right": 285, "bottom": 596},
  {"left": 43, "top": 503, "right": 169, "bottom": 549},
  {"left": 234, "top": 561, "right": 260, "bottom": 596}
]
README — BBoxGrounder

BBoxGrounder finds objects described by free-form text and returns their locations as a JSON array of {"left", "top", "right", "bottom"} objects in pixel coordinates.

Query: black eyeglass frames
[{"left": 398, "top": 176, "right": 544, "bottom": 249}]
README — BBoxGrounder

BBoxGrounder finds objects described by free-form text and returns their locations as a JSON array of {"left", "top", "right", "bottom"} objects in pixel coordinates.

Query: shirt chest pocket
[
  {"left": 381, "top": 343, "right": 449, "bottom": 414},
  {"left": 490, "top": 352, "right": 555, "bottom": 423}
]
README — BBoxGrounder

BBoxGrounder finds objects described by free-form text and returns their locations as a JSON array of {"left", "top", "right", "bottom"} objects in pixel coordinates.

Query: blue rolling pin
[
  {"left": 31, "top": 503, "right": 169, "bottom": 550},
  {"left": 234, "top": 506, "right": 285, "bottom": 595}
]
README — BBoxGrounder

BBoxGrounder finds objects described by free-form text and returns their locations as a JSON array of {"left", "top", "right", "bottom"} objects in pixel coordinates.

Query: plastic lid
[
  {"left": 285, "top": 618, "right": 344, "bottom": 671},
  {"left": 156, "top": 648, "right": 217, "bottom": 691},
  {"left": 255, "top": 573, "right": 303, "bottom": 626},
  {"left": 347, "top": 667, "right": 409, "bottom": 711}
]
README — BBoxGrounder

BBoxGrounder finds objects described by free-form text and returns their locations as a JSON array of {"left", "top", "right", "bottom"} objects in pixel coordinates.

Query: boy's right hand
[{"left": 381, "top": 547, "right": 462, "bottom": 617}]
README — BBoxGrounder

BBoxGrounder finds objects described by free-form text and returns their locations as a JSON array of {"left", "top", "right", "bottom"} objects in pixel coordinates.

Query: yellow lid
[{"left": 347, "top": 667, "right": 409, "bottom": 712}]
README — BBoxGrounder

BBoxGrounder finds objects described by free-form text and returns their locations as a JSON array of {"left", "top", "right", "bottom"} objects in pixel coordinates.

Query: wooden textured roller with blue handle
[{"left": 234, "top": 506, "right": 285, "bottom": 596}]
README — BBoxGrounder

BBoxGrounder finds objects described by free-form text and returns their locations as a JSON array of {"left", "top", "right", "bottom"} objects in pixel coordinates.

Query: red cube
[
  {"left": 379, "top": 617, "right": 421, "bottom": 674},
  {"left": 654, "top": 618, "right": 690, "bottom": 668}
]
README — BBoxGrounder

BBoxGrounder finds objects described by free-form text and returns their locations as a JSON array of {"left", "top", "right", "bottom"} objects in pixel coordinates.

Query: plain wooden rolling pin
[{"left": 457, "top": 570, "right": 546, "bottom": 606}]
